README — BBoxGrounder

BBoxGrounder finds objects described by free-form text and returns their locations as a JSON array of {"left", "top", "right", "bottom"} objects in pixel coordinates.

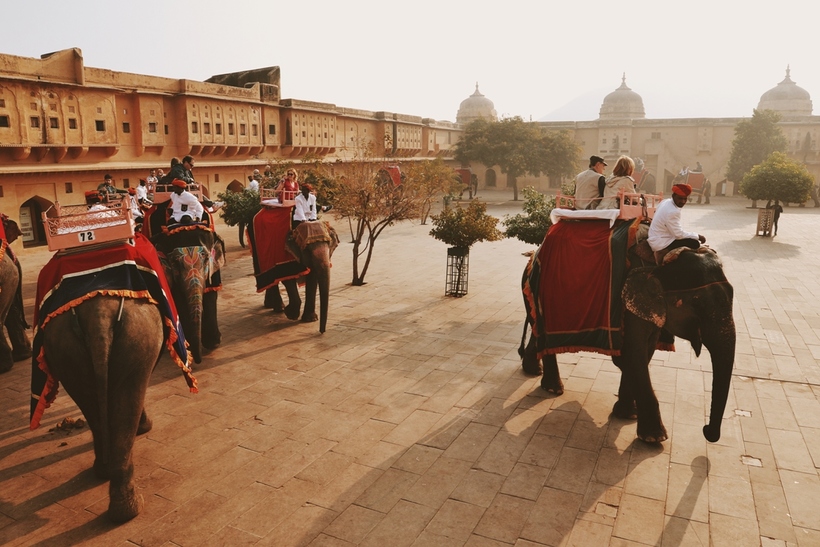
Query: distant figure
[
  {"left": 248, "top": 172, "right": 260, "bottom": 192},
  {"left": 146, "top": 169, "right": 158, "bottom": 187},
  {"left": 97, "top": 174, "right": 125, "bottom": 196},
  {"left": 692, "top": 161, "right": 703, "bottom": 173},
  {"left": 574, "top": 155, "right": 607, "bottom": 210},
  {"left": 678, "top": 165, "right": 689, "bottom": 177},
  {"left": 766, "top": 200, "right": 784, "bottom": 236},
  {"left": 470, "top": 173, "right": 479, "bottom": 199},
  {"left": 275, "top": 168, "right": 299, "bottom": 203}
]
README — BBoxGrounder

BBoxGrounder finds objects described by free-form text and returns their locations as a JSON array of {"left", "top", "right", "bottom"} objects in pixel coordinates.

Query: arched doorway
[
  {"left": 485, "top": 169, "right": 497, "bottom": 187},
  {"left": 227, "top": 179, "right": 244, "bottom": 192},
  {"left": 19, "top": 196, "right": 55, "bottom": 248}
]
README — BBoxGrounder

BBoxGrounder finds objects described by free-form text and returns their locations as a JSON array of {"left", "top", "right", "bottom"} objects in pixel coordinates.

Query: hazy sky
[{"left": 3, "top": 0, "right": 819, "bottom": 123}]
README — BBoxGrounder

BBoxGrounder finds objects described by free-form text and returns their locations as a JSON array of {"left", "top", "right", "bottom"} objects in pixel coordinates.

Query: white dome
[
  {"left": 457, "top": 83, "right": 498, "bottom": 125},
  {"left": 599, "top": 74, "right": 645, "bottom": 120},
  {"left": 758, "top": 67, "right": 812, "bottom": 117}
]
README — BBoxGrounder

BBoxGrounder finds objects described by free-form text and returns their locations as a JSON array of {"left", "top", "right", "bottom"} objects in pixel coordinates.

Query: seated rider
[
  {"left": 598, "top": 156, "right": 636, "bottom": 210},
  {"left": 168, "top": 179, "right": 204, "bottom": 225},
  {"left": 292, "top": 183, "right": 332, "bottom": 229},
  {"left": 647, "top": 183, "right": 706, "bottom": 262}
]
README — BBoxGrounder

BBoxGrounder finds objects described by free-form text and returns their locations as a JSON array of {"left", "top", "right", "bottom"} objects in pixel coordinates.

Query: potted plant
[{"left": 429, "top": 200, "right": 503, "bottom": 296}]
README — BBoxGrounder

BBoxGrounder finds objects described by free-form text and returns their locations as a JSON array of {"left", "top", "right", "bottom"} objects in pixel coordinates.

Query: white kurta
[
  {"left": 647, "top": 198, "right": 699, "bottom": 251},
  {"left": 169, "top": 191, "right": 204, "bottom": 222}
]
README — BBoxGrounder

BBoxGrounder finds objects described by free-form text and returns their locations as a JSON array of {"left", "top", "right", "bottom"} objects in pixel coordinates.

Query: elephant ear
[{"left": 622, "top": 268, "right": 666, "bottom": 328}]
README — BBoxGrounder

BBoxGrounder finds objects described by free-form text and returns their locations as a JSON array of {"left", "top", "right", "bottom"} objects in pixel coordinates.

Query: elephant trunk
[
  {"left": 319, "top": 266, "right": 330, "bottom": 334},
  {"left": 184, "top": 287, "right": 204, "bottom": 364},
  {"left": 702, "top": 321, "right": 736, "bottom": 443}
]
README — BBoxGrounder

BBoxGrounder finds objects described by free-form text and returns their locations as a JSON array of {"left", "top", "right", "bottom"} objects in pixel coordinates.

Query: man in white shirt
[
  {"left": 292, "top": 184, "right": 331, "bottom": 227},
  {"left": 648, "top": 183, "right": 705, "bottom": 262},
  {"left": 168, "top": 179, "right": 204, "bottom": 224}
]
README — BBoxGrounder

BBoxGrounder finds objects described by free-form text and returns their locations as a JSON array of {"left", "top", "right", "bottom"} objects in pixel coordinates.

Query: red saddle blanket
[
  {"left": 30, "top": 233, "right": 196, "bottom": 430},
  {"left": 526, "top": 219, "right": 638, "bottom": 357},
  {"left": 248, "top": 206, "right": 309, "bottom": 292}
]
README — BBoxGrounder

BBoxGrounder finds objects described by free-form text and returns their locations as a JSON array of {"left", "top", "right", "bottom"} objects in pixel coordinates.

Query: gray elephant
[
  {"left": 521, "top": 222, "right": 735, "bottom": 444},
  {"left": 0, "top": 216, "right": 33, "bottom": 373},
  {"left": 30, "top": 235, "right": 196, "bottom": 522},
  {"left": 251, "top": 215, "right": 339, "bottom": 334},
  {"left": 43, "top": 297, "right": 164, "bottom": 522},
  {"left": 146, "top": 204, "right": 225, "bottom": 364}
]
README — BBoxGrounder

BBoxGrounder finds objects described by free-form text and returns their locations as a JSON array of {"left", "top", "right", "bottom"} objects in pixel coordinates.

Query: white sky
[{"left": 2, "top": 0, "right": 819, "bottom": 123}]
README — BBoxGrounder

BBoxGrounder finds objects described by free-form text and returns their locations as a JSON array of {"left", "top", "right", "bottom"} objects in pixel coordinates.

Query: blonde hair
[{"left": 612, "top": 156, "right": 635, "bottom": 178}]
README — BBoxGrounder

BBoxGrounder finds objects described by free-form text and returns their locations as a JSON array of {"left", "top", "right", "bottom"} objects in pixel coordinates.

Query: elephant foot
[
  {"left": 301, "top": 313, "right": 318, "bottom": 323},
  {"left": 540, "top": 374, "right": 564, "bottom": 395},
  {"left": 703, "top": 423, "right": 721, "bottom": 443},
  {"left": 521, "top": 357, "right": 542, "bottom": 376},
  {"left": 137, "top": 411, "right": 153, "bottom": 435},
  {"left": 108, "top": 491, "right": 143, "bottom": 523},
  {"left": 12, "top": 347, "right": 32, "bottom": 362},
  {"left": 637, "top": 423, "right": 668, "bottom": 444},
  {"left": 612, "top": 399, "right": 638, "bottom": 420},
  {"left": 271, "top": 306, "right": 284, "bottom": 313},
  {"left": 284, "top": 304, "right": 301, "bottom": 321}
]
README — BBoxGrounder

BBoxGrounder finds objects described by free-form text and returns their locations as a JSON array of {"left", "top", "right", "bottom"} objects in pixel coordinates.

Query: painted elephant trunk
[{"left": 703, "top": 323, "right": 736, "bottom": 443}]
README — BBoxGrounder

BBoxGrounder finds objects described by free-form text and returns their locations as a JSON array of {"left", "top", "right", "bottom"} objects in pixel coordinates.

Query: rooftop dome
[
  {"left": 457, "top": 83, "right": 498, "bottom": 125},
  {"left": 599, "top": 74, "right": 645, "bottom": 120},
  {"left": 758, "top": 66, "right": 812, "bottom": 117}
]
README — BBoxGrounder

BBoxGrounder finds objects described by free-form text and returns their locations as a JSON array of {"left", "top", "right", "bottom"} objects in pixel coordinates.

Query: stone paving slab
[{"left": 1, "top": 191, "right": 820, "bottom": 546}]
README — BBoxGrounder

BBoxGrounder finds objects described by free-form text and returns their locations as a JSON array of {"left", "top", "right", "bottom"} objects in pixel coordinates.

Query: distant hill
[{"left": 539, "top": 89, "right": 607, "bottom": 122}]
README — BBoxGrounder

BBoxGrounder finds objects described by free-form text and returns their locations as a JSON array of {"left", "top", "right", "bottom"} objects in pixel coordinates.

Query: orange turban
[
  {"left": 672, "top": 183, "right": 692, "bottom": 197},
  {"left": 127, "top": 187, "right": 136, "bottom": 195},
  {"left": 171, "top": 179, "right": 187, "bottom": 189}
]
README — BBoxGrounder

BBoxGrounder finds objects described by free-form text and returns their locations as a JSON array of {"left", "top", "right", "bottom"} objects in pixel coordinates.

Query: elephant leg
[
  {"left": 610, "top": 356, "right": 637, "bottom": 420},
  {"left": 620, "top": 313, "right": 667, "bottom": 443},
  {"left": 137, "top": 408, "right": 153, "bottom": 435},
  {"left": 301, "top": 274, "right": 319, "bottom": 324},
  {"left": 521, "top": 331, "right": 542, "bottom": 375},
  {"left": 6, "top": 274, "right": 31, "bottom": 363},
  {"left": 540, "top": 354, "right": 564, "bottom": 395},
  {"left": 264, "top": 285, "right": 285, "bottom": 312},
  {"left": 201, "top": 291, "right": 221, "bottom": 350},
  {"left": 238, "top": 223, "right": 246, "bottom": 248},
  {"left": 281, "top": 279, "right": 302, "bottom": 320}
]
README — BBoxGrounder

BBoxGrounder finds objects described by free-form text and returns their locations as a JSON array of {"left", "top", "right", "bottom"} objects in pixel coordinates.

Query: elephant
[
  {"left": 248, "top": 207, "right": 339, "bottom": 333},
  {"left": 521, "top": 224, "right": 735, "bottom": 444},
  {"left": 42, "top": 296, "right": 165, "bottom": 522},
  {"left": 30, "top": 232, "right": 196, "bottom": 522},
  {"left": 146, "top": 203, "right": 225, "bottom": 364},
  {"left": 262, "top": 221, "right": 340, "bottom": 333},
  {"left": 0, "top": 215, "right": 32, "bottom": 373}
]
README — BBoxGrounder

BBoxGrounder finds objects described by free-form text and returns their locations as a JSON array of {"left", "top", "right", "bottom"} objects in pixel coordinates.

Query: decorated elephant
[
  {"left": 0, "top": 215, "right": 32, "bottom": 373},
  {"left": 30, "top": 234, "right": 196, "bottom": 522},
  {"left": 145, "top": 202, "right": 225, "bottom": 364},
  {"left": 249, "top": 208, "right": 339, "bottom": 333},
  {"left": 521, "top": 218, "right": 735, "bottom": 444}
]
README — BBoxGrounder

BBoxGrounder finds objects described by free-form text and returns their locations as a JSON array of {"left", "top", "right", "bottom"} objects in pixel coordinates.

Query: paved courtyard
[{"left": 2, "top": 190, "right": 820, "bottom": 546}]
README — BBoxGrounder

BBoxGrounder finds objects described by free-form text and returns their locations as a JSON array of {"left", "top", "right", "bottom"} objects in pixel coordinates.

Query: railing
[
  {"left": 146, "top": 181, "right": 203, "bottom": 204},
  {"left": 260, "top": 187, "right": 298, "bottom": 206},
  {"left": 554, "top": 189, "right": 663, "bottom": 220},
  {"left": 42, "top": 199, "right": 134, "bottom": 252}
]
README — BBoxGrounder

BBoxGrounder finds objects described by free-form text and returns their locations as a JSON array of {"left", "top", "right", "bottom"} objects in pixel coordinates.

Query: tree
[
  {"left": 333, "top": 141, "right": 421, "bottom": 286},
  {"left": 739, "top": 151, "right": 814, "bottom": 204},
  {"left": 454, "top": 117, "right": 580, "bottom": 201},
  {"left": 502, "top": 186, "right": 557, "bottom": 245},
  {"left": 403, "top": 158, "right": 462, "bottom": 225},
  {"left": 217, "top": 188, "right": 260, "bottom": 228},
  {"left": 726, "top": 109, "right": 788, "bottom": 184},
  {"left": 428, "top": 199, "right": 503, "bottom": 249}
]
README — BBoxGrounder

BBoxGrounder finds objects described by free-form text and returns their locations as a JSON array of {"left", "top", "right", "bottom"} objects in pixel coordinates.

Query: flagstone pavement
[{"left": 2, "top": 190, "right": 820, "bottom": 546}]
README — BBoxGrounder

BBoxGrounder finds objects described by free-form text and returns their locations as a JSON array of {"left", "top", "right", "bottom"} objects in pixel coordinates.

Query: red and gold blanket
[
  {"left": 30, "top": 233, "right": 196, "bottom": 430},
  {"left": 248, "top": 206, "right": 309, "bottom": 292},
  {"left": 526, "top": 219, "right": 636, "bottom": 357}
]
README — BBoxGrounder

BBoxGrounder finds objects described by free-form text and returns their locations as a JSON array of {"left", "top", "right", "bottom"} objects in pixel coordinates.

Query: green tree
[
  {"left": 502, "top": 186, "right": 557, "bottom": 245},
  {"left": 217, "top": 188, "right": 260, "bottom": 227},
  {"left": 333, "top": 141, "right": 421, "bottom": 286},
  {"left": 739, "top": 151, "right": 814, "bottom": 204},
  {"left": 454, "top": 117, "right": 580, "bottom": 201},
  {"left": 428, "top": 199, "right": 503, "bottom": 249},
  {"left": 726, "top": 109, "right": 788, "bottom": 184},
  {"left": 403, "top": 158, "right": 462, "bottom": 225}
]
